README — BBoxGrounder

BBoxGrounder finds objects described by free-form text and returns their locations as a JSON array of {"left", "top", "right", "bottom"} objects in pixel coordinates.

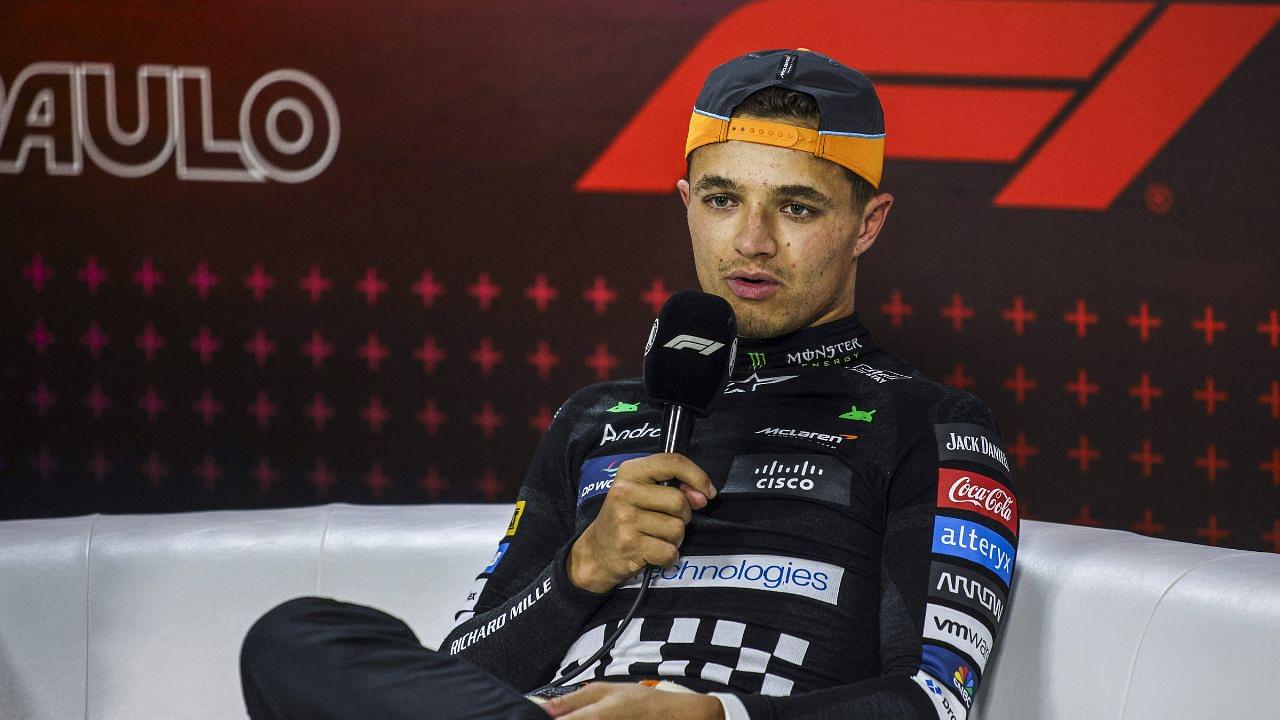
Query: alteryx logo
[
  {"left": 574, "top": 1, "right": 1280, "bottom": 211},
  {"left": 577, "top": 452, "right": 649, "bottom": 506},
  {"left": 620, "top": 553, "right": 843, "bottom": 604},
  {"left": 933, "top": 516, "right": 1015, "bottom": 587}
]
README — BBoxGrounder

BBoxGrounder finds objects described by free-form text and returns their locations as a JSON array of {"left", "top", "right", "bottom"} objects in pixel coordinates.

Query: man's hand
[
  {"left": 567, "top": 453, "right": 716, "bottom": 594},
  {"left": 543, "top": 682, "right": 724, "bottom": 720}
]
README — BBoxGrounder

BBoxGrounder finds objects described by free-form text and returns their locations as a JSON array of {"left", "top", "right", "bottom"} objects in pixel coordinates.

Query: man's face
[{"left": 678, "top": 138, "right": 869, "bottom": 339}]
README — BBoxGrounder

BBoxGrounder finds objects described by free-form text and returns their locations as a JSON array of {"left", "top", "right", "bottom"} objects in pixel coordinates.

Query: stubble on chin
[{"left": 732, "top": 298, "right": 806, "bottom": 340}]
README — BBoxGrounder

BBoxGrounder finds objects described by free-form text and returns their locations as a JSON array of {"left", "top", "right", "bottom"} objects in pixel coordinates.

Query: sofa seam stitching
[
  {"left": 1116, "top": 551, "right": 1247, "bottom": 719},
  {"left": 83, "top": 513, "right": 101, "bottom": 720},
  {"left": 316, "top": 504, "right": 336, "bottom": 595}
]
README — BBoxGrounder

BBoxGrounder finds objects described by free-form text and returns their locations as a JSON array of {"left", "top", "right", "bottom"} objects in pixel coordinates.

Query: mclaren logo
[{"left": 663, "top": 334, "right": 725, "bottom": 355}]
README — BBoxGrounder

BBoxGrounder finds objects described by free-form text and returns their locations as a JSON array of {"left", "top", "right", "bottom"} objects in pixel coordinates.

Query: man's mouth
[{"left": 726, "top": 271, "right": 781, "bottom": 301}]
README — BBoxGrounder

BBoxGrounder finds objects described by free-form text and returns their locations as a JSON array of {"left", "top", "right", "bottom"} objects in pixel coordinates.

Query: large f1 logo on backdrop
[{"left": 576, "top": 1, "right": 1279, "bottom": 211}]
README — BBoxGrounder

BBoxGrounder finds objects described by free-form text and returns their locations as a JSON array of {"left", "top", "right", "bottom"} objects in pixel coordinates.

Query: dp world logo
[{"left": 575, "top": 0, "right": 1280, "bottom": 211}]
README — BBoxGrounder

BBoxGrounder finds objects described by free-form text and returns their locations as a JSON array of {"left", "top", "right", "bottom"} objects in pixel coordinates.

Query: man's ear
[
  {"left": 677, "top": 178, "right": 692, "bottom": 208},
  {"left": 853, "top": 192, "right": 894, "bottom": 257}
]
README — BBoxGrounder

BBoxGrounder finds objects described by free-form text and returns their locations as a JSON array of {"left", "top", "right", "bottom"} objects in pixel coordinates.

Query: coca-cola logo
[
  {"left": 936, "top": 467, "right": 1018, "bottom": 535},
  {"left": 948, "top": 475, "right": 1014, "bottom": 522}
]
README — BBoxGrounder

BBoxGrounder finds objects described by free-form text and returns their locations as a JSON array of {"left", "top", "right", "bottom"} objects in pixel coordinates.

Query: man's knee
[{"left": 241, "top": 596, "right": 334, "bottom": 669}]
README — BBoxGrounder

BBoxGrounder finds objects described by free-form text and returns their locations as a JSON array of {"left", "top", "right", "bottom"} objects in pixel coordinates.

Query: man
[{"left": 241, "top": 49, "right": 1018, "bottom": 720}]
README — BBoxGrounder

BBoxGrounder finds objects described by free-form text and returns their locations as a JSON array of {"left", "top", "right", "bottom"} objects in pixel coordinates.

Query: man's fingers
[
  {"left": 636, "top": 534, "right": 681, "bottom": 568},
  {"left": 544, "top": 682, "right": 615, "bottom": 718},
  {"left": 617, "top": 453, "right": 716, "bottom": 501},
  {"left": 621, "top": 483, "right": 692, "bottom": 522}
]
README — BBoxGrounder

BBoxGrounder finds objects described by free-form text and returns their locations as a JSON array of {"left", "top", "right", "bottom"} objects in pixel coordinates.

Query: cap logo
[{"left": 778, "top": 54, "right": 799, "bottom": 79}]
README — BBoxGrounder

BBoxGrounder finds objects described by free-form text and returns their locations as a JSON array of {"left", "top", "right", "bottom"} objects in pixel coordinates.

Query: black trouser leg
[{"left": 240, "top": 596, "right": 548, "bottom": 720}]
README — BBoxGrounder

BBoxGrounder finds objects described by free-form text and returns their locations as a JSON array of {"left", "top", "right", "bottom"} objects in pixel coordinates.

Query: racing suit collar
[{"left": 733, "top": 312, "right": 874, "bottom": 374}]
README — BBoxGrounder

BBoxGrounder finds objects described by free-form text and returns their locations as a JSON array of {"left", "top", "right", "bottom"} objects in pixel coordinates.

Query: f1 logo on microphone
[{"left": 664, "top": 334, "right": 725, "bottom": 355}]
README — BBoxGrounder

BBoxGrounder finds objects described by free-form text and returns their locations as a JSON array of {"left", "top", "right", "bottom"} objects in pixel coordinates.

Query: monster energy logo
[{"left": 747, "top": 352, "right": 766, "bottom": 370}]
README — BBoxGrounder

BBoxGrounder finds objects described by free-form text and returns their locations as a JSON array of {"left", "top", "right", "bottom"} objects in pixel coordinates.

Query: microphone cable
[{"left": 546, "top": 565, "right": 654, "bottom": 687}]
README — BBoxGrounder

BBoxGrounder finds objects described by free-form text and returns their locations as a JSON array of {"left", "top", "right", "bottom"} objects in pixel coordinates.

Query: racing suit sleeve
[
  {"left": 726, "top": 394, "right": 1019, "bottom": 720},
  {"left": 439, "top": 392, "right": 611, "bottom": 692}
]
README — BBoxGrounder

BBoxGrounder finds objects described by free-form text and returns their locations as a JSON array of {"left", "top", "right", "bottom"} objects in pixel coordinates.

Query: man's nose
[{"left": 734, "top": 204, "right": 777, "bottom": 258}]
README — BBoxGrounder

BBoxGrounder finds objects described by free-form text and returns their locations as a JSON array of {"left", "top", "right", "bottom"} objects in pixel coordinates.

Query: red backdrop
[{"left": 2, "top": 0, "right": 1278, "bottom": 552}]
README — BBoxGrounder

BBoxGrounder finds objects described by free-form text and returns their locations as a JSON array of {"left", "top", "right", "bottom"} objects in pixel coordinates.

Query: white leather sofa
[{"left": 1, "top": 503, "right": 1277, "bottom": 720}]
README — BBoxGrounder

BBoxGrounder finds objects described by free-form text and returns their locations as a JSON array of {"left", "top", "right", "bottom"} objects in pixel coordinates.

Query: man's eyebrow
[
  {"left": 692, "top": 175, "right": 740, "bottom": 193},
  {"left": 774, "top": 184, "right": 834, "bottom": 208}
]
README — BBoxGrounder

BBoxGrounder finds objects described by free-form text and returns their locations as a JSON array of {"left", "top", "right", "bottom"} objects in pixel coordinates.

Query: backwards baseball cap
[{"left": 685, "top": 49, "right": 885, "bottom": 189}]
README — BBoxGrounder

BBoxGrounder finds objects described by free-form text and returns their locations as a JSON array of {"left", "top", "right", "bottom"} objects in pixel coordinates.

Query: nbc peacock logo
[{"left": 952, "top": 665, "right": 974, "bottom": 702}]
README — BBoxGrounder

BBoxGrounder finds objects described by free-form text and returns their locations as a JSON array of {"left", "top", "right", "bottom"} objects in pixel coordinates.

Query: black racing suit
[{"left": 442, "top": 314, "right": 1018, "bottom": 720}]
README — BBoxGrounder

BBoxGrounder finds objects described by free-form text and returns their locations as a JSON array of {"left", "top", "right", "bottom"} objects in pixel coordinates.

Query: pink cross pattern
[
  {"left": 138, "top": 385, "right": 167, "bottom": 422},
  {"left": 360, "top": 396, "right": 392, "bottom": 433},
  {"left": 299, "top": 265, "right": 332, "bottom": 304},
  {"left": 301, "top": 330, "right": 334, "bottom": 369},
  {"left": 86, "top": 449, "right": 112, "bottom": 483},
  {"left": 582, "top": 275, "right": 618, "bottom": 315},
  {"left": 416, "top": 399, "right": 448, "bottom": 435},
  {"left": 470, "top": 338, "right": 503, "bottom": 376},
  {"left": 412, "top": 270, "right": 446, "bottom": 308},
  {"left": 252, "top": 457, "right": 278, "bottom": 495},
  {"left": 244, "top": 328, "right": 278, "bottom": 367},
  {"left": 196, "top": 454, "right": 222, "bottom": 492},
  {"left": 471, "top": 401, "right": 505, "bottom": 439},
  {"left": 418, "top": 464, "right": 447, "bottom": 499},
  {"left": 82, "top": 321, "right": 110, "bottom": 358},
  {"left": 526, "top": 340, "right": 561, "bottom": 379},
  {"left": 641, "top": 278, "right": 672, "bottom": 316},
  {"left": 525, "top": 274, "right": 559, "bottom": 313},
  {"left": 304, "top": 392, "right": 336, "bottom": 431},
  {"left": 413, "top": 335, "right": 446, "bottom": 374},
  {"left": 190, "top": 325, "right": 222, "bottom": 365},
  {"left": 29, "top": 381, "right": 57, "bottom": 417},
  {"left": 467, "top": 273, "right": 502, "bottom": 310},
  {"left": 22, "top": 254, "right": 54, "bottom": 292},
  {"left": 132, "top": 258, "right": 164, "bottom": 297},
  {"left": 191, "top": 388, "right": 222, "bottom": 426},
  {"left": 78, "top": 256, "right": 109, "bottom": 294},
  {"left": 585, "top": 342, "right": 618, "bottom": 380},
  {"left": 32, "top": 446, "right": 59, "bottom": 478},
  {"left": 358, "top": 332, "right": 391, "bottom": 371},
  {"left": 363, "top": 464, "right": 393, "bottom": 498},
  {"left": 187, "top": 261, "right": 220, "bottom": 301},
  {"left": 84, "top": 384, "right": 111, "bottom": 419},
  {"left": 135, "top": 323, "right": 166, "bottom": 362},
  {"left": 140, "top": 451, "right": 168, "bottom": 487},
  {"left": 356, "top": 267, "right": 388, "bottom": 306},
  {"left": 1001, "top": 296, "right": 1037, "bottom": 335},
  {"left": 243, "top": 262, "right": 275, "bottom": 301},
  {"left": 247, "top": 390, "right": 278, "bottom": 429},
  {"left": 27, "top": 319, "right": 55, "bottom": 355},
  {"left": 880, "top": 289, "right": 914, "bottom": 328},
  {"left": 308, "top": 459, "right": 336, "bottom": 497}
]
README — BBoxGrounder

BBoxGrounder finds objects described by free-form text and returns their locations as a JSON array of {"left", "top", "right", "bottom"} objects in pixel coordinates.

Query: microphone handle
[{"left": 661, "top": 404, "right": 695, "bottom": 458}]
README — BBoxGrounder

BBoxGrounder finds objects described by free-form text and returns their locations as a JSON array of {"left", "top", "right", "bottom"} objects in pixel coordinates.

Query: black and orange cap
[{"left": 686, "top": 49, "right": 886, "bottom": 188}]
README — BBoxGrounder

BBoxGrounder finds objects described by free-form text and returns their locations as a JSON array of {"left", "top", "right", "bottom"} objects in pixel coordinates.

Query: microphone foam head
[{"left": 643, "top": 290, "right": 737, "bottom": 413}]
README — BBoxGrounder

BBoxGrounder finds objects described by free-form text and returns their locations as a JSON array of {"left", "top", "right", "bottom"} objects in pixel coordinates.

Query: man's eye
[
  {"left": 706, "top": 195, "right": 734, "bottom": 209},
  {"left": 782, "top": 203, "right": 813, "bottom": 217}
]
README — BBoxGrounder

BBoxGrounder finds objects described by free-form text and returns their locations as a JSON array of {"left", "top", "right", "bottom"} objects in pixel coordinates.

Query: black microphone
[
  {"left": 546, "top": 291, "right": 736, "bottom": 689},
  {"left": 643, "top": 289, "right": 738, "bottom": 457}
]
